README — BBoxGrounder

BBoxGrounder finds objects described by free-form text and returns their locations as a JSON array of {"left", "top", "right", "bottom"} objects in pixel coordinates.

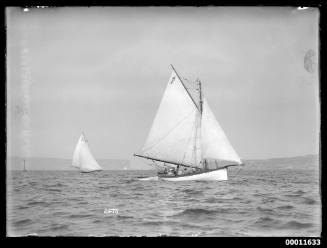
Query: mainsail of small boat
[
  {"left": 134, "top": 65, "right": 243, "bottom": 181},
  {"left": 72, "top": 132, "right": 102, "bottom": 173}
]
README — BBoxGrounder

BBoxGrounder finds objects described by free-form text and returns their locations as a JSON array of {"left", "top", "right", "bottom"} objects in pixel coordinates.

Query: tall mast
[{"left": 197, "top": 78, "right": 203, "bottom": 115}]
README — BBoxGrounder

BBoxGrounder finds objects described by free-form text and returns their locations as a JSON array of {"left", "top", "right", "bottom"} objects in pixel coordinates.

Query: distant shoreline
[
  {"left": 6, "top": 154, "right": 319, "bottom": 171},
  {"left": 6, "top": 154, "right": 319, "bottom": 161}
]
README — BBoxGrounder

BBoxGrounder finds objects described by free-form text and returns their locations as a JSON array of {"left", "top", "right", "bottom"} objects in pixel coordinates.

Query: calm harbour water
[{"left": 7, "top": 168, "right": 321, "bottom": 237}]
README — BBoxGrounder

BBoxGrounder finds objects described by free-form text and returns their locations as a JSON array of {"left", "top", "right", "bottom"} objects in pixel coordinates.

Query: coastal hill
[
  {"left": 7, "top": 157, "right": 130, "bottom": 171},
  {"left": 242, "top": 154, "right": 319, "bottom": 171}
]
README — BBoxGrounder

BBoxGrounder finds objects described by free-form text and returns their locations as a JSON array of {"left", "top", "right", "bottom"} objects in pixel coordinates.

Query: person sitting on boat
[
  {"left": 167, "top": 168, "right": 174, "bottom": 176},
  {"left": 174, "top": 165, "right": 180, "bottom": 176}
]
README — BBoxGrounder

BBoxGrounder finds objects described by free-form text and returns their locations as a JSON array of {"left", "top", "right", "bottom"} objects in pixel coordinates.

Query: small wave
[
  {"left": 142, "top": 220, "right": 179, "bottom": 226},
  {"left": 46, "top": 188, "right": 62, "bottom": 192},
  {"left": 280, "top": 221, "right": 313, "bottom": 229},
  {"left": 117, "top": 215, "right": 134, "bottom": 220},
  {"left": 49, "top": 224, "right": 69, "bottom": 231},
  {"left": 257, "top": 206, "right": 274, "bottom": 213},
  {"left": 231, "top": 197, "right": 243, "bottom": 200},
  {"left": 294, "top": 190, "right": 306, "bottom": 195},
  {"left": 48, "top": 183, "right": 64, "bottom": 187},
  {"left": 14, "top": 219, "right": 32, "bottom": 226},
  {"left": 285, "top": 190, "right": 306, "bottom": 197},
  {"left": 124, "top": 179, "right": 136, "bottom": 184},
  {"left": 253, "top": 193, "right": 266, "bottom": 197},
  {"left": 17, "top": 205, "right": 29, "bottom": 210},
  {"left": 178, "top": 208, "right": 215, "bottom": 215},
  {"left": 205, "top": 197, "right": 222, "bottom": 203},
  {"left": 302, "top": 197, "right": 318, "bottom": 205},
  {"left": 182, "top": 189, "right": 203, "bottom": 195},
  {"left": 27, "top": 201, "right": 50, "bottom": 207},
  {"left": 277, "top": 205, "right": 294, "bottom": 210},
  {"left": 256, "top": 216, "right": 274, "bottom": 223},
  {"left": 173, "top": 207, "right": 235, "bottom": 217},
  {"left": 254, "top": 216, "right": 281, "bottom": 228},
  {"left": 69, "top": 213, "right": 94, "bottom": 218},
  {"left": 262, "top": 197, "right": 278, "bottom": 203}
]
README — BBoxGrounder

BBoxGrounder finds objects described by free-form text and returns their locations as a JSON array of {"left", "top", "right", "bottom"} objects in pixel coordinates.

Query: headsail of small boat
[
  {"left": 201, "top": 98, "right": 241, "bottom": 164},
  {"left": 136, "top": 65, "right": 242, "bottom": 169},
  {"left": 72, "top": 133, "right": 102, "bottom": 172}
]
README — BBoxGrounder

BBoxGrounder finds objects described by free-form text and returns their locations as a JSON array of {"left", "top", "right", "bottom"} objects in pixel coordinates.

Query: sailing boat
[
  {"left": 134, "top": 65, "right": 243, "bottom": 181},
  {"left": 72, "top": 132, "right": 102, "bottom": 173}
]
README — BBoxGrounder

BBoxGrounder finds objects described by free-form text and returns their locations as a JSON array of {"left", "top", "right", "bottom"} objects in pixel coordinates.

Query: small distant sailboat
[
  {"left": 134, "top": 65, "right": 244, "bottom": 181},
  {"left": 72, "top": 132, "right": 102, "bottom": 173},
  {"left": 123, "top": 166, "right": 128, "bottom": 170}
]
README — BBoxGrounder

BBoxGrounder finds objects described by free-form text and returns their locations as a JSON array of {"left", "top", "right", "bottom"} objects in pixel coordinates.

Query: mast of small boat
[
  {"left": 197, "top": 78, "right": 208, "bottom": 171},
  {"left": 23, "top": 159, "right": 27, "bottom": 171}
]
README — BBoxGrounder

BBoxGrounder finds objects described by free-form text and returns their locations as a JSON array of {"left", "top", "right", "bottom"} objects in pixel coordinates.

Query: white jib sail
[
  {"left": 72, "top": 134, "right": 102, "bottom": 171},
  {"left": 141, "top": 70, "right": 202, "bottom": 167},
  {"left": 201, "top": 98, "right": 242, "bottom": 164}
]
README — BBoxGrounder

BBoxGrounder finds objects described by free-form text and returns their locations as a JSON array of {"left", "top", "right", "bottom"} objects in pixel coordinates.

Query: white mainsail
[
  {"left": 141, "top": 71, "right": 202, "bottom": 167},
  {"left": 201, "top": 98, "right": 242, "bottom": 164},
  {"left": 138, "top": 67, "right": 242, "bottom": 170},
  {"left": 72, "top": 133, "right": 102, "bottom": 172}
]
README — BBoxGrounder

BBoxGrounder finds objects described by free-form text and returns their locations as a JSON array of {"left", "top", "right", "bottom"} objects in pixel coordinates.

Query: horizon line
[{"left": 7, "top": 153, "right": 319, "bottom": 161}]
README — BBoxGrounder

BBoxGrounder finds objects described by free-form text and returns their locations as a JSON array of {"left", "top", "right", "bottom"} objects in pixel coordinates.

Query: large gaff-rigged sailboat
[
  {"left": 72, "top": 132, "right": 102, "bottom": 173},
  {"left": 134, "top": 65, "right": 243, "bottom": 181}
]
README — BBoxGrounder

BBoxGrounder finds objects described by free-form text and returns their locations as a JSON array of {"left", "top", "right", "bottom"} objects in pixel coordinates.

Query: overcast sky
[{"left": 7, "top": 7, "right": 319, "bottom": 163}]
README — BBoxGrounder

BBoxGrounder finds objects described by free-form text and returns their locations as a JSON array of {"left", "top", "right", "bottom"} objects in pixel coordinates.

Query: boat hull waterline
[
  {"left": 137, "top": 168, "right": 227, "bottom": 181},
  {"left": 80, "top": 169, "right": 102, "bottom": 173}
]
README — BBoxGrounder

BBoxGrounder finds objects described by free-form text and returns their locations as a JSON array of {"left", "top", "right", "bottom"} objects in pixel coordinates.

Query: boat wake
[{"left": 137, "top": 176, "right": 159, "bottom": 181}]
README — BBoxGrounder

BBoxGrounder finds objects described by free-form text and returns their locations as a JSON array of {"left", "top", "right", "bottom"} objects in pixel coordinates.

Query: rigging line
[
  {"left": 233, "top": 166, "right": 243, "bottom": 178},
  {"left": 189, "top": 111, "right": 199, "bottom": 166},
  {"left": 180, "top": 112, "right": 198, "bottom": 166},
  {"left": 141, "top": 109, "right": 196, "bottom": 153},
  {"left": 194, "top": 110, "right": 202, "bottom": 166},
  {"left": 170, "top": 64, "right": 200, "bottom": 112}
]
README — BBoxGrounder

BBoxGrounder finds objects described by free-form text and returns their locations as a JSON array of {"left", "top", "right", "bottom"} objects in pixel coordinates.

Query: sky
[{"left": 6, "top": 7, "right": 320, "bottom": 164}]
